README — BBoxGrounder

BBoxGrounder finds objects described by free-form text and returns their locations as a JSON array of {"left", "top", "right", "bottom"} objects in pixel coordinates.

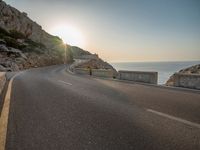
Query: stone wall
[
  {"left": 73, "top": 68, "right": 114, "bottom": 78},
  {"left": 0, "top": 72, "right": 6, "bottom": 94},
  {"left": 74, "top": 68, "right": 90, "bottom": 75},
  {"left": 174, "top": 73, "right": 200, "bottom": 89},
  {"left": 118, "top": 70, "right": 158, "bottom": 84},
  {"left": 92, "top": 69, "right": 114, "bottom": 78}
]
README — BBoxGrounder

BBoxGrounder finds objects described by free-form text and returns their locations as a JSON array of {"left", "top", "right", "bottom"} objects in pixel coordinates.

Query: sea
[{"left": 111, "top": 61, "right": 200, "bottom": 85}]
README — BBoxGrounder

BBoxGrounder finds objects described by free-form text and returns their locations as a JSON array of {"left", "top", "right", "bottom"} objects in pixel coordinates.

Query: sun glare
[{"left": 50, "top": 24, "right": 85, "bottom": 46}]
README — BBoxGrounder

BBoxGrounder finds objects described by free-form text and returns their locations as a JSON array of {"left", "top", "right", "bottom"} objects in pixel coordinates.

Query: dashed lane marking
[{"left": 58, "top": 80, "right": 73, "bottom": 86}]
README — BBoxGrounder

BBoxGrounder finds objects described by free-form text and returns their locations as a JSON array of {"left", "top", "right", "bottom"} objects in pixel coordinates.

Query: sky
[{"left": 4, "top": 0, "right": 200, "bottom": 62}]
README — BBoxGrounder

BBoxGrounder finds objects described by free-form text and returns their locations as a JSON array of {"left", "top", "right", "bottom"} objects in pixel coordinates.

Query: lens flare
[{"left": 50, "top": 24, "right": 85, "bottom": 46}]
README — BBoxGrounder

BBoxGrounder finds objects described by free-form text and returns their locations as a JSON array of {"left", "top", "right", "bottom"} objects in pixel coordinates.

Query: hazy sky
[{"left": 5, "top": 0, "right": 200, "bottom": 62}]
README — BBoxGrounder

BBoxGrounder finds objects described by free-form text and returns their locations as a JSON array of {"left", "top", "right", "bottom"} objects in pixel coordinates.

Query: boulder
[{"left": 166, "top": 64, "right": 200, "bottom": 86}]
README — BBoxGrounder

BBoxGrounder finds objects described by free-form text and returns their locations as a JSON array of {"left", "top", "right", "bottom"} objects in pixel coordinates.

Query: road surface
[{"left": 2, "top": 65, "right": 200, "bottom": 150}]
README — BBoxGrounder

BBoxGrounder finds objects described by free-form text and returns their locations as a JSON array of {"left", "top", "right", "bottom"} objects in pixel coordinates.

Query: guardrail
[
  {"left": 72, "top": 66, "right": 200, "bottom": 89},
  {"left": 118, "top": 70, "right": 158, "bottom": 84},
  {"left": 174, "top": 73, "right": 200, "bottom": 90},
  {"left": 92, "top": 69, "right": 114, "bottom": 78},
  {"left": 73, "top": 68, "right": 114, "bottom": 78},
  {"left": 73, "top": 67, "right": 158, "bottom": 84},
  {"left": 0, "top": 72, "right": 6, "bottom": 94},
  {"left": 73, "top": 68, "right": 91, "bottom": 75}
]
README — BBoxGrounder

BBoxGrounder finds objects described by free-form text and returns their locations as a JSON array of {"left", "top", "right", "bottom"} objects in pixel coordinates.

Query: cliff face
[
  {"left": 67, "top": 45, "right": 90, "bottom": 58},
  {"left": 0, "top": 0, "right": 62, "bottom": 49},
  {"left": 0, "top": 0, "right": 115, "bottom": 72},
  {"left": 166, "top": 64, "right": 200, "bottom": 86},
  {"left": 0, "top": 0, "right": 72, "bottom": 71},
  {"left": 67, "top": 45, "right": 116, "bottom": 72}
]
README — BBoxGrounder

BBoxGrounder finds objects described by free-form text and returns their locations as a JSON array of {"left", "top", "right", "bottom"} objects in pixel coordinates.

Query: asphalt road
[{"left": 4, "top": 65, "right": 200, "bottom": 150}]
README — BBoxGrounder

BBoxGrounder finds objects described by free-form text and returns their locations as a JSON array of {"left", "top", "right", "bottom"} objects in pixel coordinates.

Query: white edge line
[
  {"left": 0, "top": 72, "right": 21, "bottom": 150},
  {"left": 58, "top": 80, "right": 72, "bottom": 86},
  {"left": 147, "top": 109, "right": 200, "bottom": 129}
]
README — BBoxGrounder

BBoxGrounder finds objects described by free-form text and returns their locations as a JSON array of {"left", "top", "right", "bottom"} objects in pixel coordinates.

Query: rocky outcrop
[
  {"left": 76, "top": 58, "right": 115, "bottom": 70},
  {"left": 0, "top": 0, "right": 62, "bottom": 49},
  {"left": 0, "top": 0, "right": 73, "bottom": 71},
  {"left": 68, "top": 45, "right": 116, "bottom": 71},
  {"left": 67, "top": 46, "right": 90, "bottom": 58},
  {"left": 0, "top": 0, "right": 115, "bottom": 72},
  {"left": 166, "top": 64, "right": 200, "bottom": 86}
]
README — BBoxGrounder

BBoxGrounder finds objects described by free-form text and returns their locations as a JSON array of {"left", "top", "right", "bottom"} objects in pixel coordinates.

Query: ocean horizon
[{"left": 111, "top": 61, "right": 200, "bottom": 84}]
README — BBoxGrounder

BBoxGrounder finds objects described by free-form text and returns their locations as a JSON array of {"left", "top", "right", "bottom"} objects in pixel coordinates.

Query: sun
[{"left": 49, "top": 24, "right": 85, "bottom": 46}]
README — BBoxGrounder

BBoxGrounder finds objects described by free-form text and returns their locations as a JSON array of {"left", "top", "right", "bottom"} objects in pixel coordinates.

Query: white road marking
[
  {"left": 147, "top": 109, "right": 200, "bottom": 129},
  {"left": 58, "top": 80, "right": 72, "bottom": 86},
  {"left": 0, "top": 72, "right": 21, "bottom": 150}
]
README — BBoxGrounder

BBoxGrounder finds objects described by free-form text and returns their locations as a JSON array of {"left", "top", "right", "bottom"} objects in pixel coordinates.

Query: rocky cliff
[
  {"left": 166, "top": 64, "right": 200, "bottom": 86},
  {"left": 0, "top": 0, "right": 116, "bottom": 72},
  {"left": 67, "top": 45, "right": 90, "bottom": 58},
  {"left": 0, "top": 0, "right": 72, "bottom": 71},
  {"left": 0, "top": 0, "right": 64, "bottom": 50},
  {"left": 67, "top": 45, "right": 117, "bottom": 72}
]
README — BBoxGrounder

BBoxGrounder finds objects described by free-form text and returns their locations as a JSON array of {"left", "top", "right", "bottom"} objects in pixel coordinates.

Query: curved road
[{"left": 3, "top": 65, "right": 200, "bottom": 150}]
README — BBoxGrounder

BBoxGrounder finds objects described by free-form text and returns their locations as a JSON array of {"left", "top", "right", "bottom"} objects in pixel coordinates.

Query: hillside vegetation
[
  {"left": 0, "top": 0, "right": 115, "bottom": 72},
  {"left": 0, "top": 0, "right": 72, "bottom": 71}
]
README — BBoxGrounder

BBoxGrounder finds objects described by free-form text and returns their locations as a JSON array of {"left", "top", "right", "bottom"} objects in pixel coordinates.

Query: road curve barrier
[
  {"left": 73, "top": 68, "right": 115, "bottom": 78},
  {"left": 118, "top": 70, "right": 158, "bottom": 84},
  {"left": 174, "top": 73, "right": 200, "bottom": 90},
  {"left": 92, "top": 69, "right": 114, "bottom": 78},
  {"left": 74, "top": 68, "right": 91, "bottom": 75},
  {"left": 0, "top": 72, "right": 6, "bottom": 95}
]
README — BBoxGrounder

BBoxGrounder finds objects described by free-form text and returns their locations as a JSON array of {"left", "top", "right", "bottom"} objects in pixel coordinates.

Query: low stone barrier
[
  {"left": 92, "top": 69, "right": 114, "bottom": 78},
  {"left": 118, "top": 70, "right": 158, "bottom": 84},
  {"left": 0, "top": 72, "right": 6, "bottom": 94},
  {"left": 174, "top": 73, "right": 200, "bottom": 90},
  {"left": 74, "top": 68, "right": 91, "bottom": 75}
]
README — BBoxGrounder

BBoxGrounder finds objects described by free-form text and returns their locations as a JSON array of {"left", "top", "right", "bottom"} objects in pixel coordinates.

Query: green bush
[
  {"left": 4, "top": 36, "right": 20, "bottom": 49},
  {"left": 0, "top": 27, "right": 10, "bottom": 36},
  {"left": 9, "top": 30, "right": 25, "bottom": 39},
  {"left": 20, "top": 39, "right": 46, "bottom": 54},
  {"left": 0, "top": 28, "right": 26, "bottom": 39},
  {"left": 66, "top": 46, "right": 74, "bottom": 62},
  {"left": 18, "top": 44, "right": 27, "bottom": 50},
  {"left": 25, "top": 39, "right": 46, "bottom": 49},
  {"left": 21, "top": 46, "right": 44, "bottom": 54}
]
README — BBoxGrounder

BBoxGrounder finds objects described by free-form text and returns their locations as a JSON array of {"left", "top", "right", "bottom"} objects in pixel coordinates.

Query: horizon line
[{"left": 109, "top": 60, "right": 200, "bottom": 63}]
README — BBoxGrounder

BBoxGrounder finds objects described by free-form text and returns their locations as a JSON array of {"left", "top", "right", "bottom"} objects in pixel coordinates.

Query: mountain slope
[
  {"left": 0, "top": 0, "right": 116, "bottom": 72},
  {"left": 0, "top": 0, "right": 72, "bottom": 71},
  {"left": 67, "top": 45, "right": 91, "bottom": 58}
]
